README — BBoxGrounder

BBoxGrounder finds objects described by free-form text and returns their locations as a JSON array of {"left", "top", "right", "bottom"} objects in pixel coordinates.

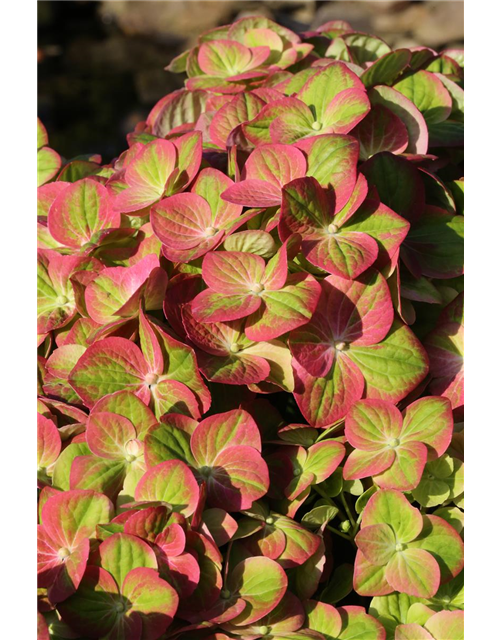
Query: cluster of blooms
[{"left": 37, "top": 15, "right": 464, "bottom": 640}]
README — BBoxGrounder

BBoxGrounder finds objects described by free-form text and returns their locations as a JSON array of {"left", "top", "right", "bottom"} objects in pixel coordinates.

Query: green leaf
[
  {"left": 424, "top": 610, "right": 464, "bottom": 640},
  {"left": 99, "top": 532, "right": 157, "bottom": 590},
  {"left": 369, "top": 593, "right": 418, "bottom": 639},
  {"left": 356, "top": 523, "right": 397, "bottom": 566},
  {"left": 361, "top": 152, "right": 424, "bottom": 222},
  {"left": 224, "top": 230, "right": 277, "bottom": 258},
  {"left": 355, "top": 487, "right": 378, "bottom": 515},
  {"left": 297, "top": 63, "right": 364, "bottom": 120},
  {"left": 302, "top": 504, "right": 340, "bottom": 528},
  {"left": 286, "top": 538, "right": 326, "bottom": 600},
  {"left": 121, "top": 567, "right": 178, "bottom": 636},
  {"left": 343, "top": 478, "right": 364, "bottom": 496},
  {"left": 48, "top": 178, "right": 119, "bottom": 248},
  {"left": 363, "top": 489, "right": 423, "bottom": 544},
  {"left": 369, "top": 85, "right": 428, "bottom": 155},
  {"left": 316, "top": 469, "right": 343, "bottom": 498},
  {"left": 320, "top": 563, "right": 354, "bottom": 605},
  {"left": 432, "top": 507, "right": 464, "bottom": 537},
  {"left": 69, "top": 337, "right": 148, "bottom": 407},
  {"left": 343, "top": 33, "right": 391, "bottom": 64},
  {"left": 300, "top": 134, "right": 358, "bottom": 194},
  {"left": 57, "top": 567, "right": 120, "bottom": 638},
  {"left": 361, "top": 49, "right": 411, "bottom": 87},
  {"left": 394, "top": 71, "right": 451, "bottom": 124},
  {"left": 52, "top": 442, "right": 91, "bottom": 491},
  {"left": 409, "top": 515, "right": 464, "bottom": 582},
  {"left": 402, "top": 209, "right": 464, "bottom": 279},
  {"left": 405, "top": 603, "right": 435, "bottom": 626},
  {"left": 424, "top": 570, "right": 464, "bottom": 611},
  {"left": 70, "top": 456, "right": 128, "bottom": 500},
  {"left": 135, "top": 460, "right": 200, "bottom": 516},
  {"left": 348, "top": 321, "right": 429, "bottom": 402},
  {"left": 144, "top": 420, "right": 195, "bottom": 467},
  {"left": 38, "top": 147, "right": 61, "bottom": 186},
  {"left": 42, "top": 489, "right": 114, "bottom": 548},
  {"left": 93, "top": 390, "right": 157, "bottom": 440},
  {"left": 395, "top": 623, "right": 433, "bottom": 640},
  {"left": 428, "top": 121, "right": 464, "bottom": 147},
  {"left": 304, "top": 600, "right": 342, "bottom": 638},
  {"left": 38, "top": 118, "right": 49, "bottom": 149},
  {"left": 385, "top": 548, "right": 440, "bottom": 598},
  {"left": 228, "top": 557, "right": 288, "bottom": 626},
  {"left": 446, "top": 179, "right": 464, "bottom": 216}
]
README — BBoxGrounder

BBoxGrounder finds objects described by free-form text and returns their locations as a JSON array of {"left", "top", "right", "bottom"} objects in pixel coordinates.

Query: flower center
[
  {"left": 259, "top": 626, "right": 271, "bottom": 635},
  {"left": 220, "top": 589, "right": 231, "bottom": 600},
  {"left": 230, "top": 343, "right": 240, "bottom": 354},
  {"left": 327, "top": 223, "right": 339, "bottom": 234},
  {"left": 199, "top": 466, "right": 212, "bottom": 478},
  {"left": 395, "top": 542, "right": 404, "bottom": 552},
  {"left": 428, "top": 473, "right": 435, "bottom": 480},
  {"left": 265, "top": 516, "right": 274, "bottom": 525},
  {"left": 293, "top": 468, "right": 301, "bottom": 477},
  {"left": 250, "top": 283, "right": 264, "bottom": 294},
  {"left": 56, "top": 295, "right": 68, "bottom": 306},
  {"left": 388, "top": 438, "right": 400, "bottom": 448},
  {"left": 58, "top": 547, "right": 71, "bottom": 560},
  {"left": 145, "top": 373, "right": 159, "bottom": 386},
  {"left": 311, "top": 121, "right": 322, "bottom": 131},
  {"left": 335, "top": 341, "right": 347, "bottom": 351},
  {"left": 123, "top": 439, "right": 142, "bottom": 465},
  {"left": 205, "top": 226, "right": 218, "bottom": 237},
  {"left": 114, "top": 601, "right": 126, "bottom": 613}
]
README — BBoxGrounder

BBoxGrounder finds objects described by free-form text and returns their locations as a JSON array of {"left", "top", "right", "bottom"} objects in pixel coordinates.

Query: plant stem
[
  {"left": 326, "top": 525, "right": 356, "bottom": 547},
  {"left": 326, "top": 525, "right": 352, "bottom": 541},
  {"left": 352, "top": 512, "right": 363, "bottom": 538},
  {"left": 313, "top": 485, "right": 334, "bottom": 502},
  {"left": 340, "top": 491, "right": 356, "bottom": 529},
  {"left": 223, "top": 541, "right": 233, "bottom": 586}
]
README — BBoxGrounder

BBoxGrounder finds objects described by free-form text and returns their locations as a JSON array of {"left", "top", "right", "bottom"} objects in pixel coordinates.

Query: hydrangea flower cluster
[{"left": 37, "top": 15, "right": 464, "bottom": 640}]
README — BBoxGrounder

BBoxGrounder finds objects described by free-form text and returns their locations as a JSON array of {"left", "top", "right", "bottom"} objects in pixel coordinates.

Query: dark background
[{"left": 38, "top": 0, "right": 464, "bottom": 163}]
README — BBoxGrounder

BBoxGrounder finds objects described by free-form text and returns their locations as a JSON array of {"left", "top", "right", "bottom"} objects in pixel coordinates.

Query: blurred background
[{"left": 38, "top": 0, "right": 464, "bottom": 162}]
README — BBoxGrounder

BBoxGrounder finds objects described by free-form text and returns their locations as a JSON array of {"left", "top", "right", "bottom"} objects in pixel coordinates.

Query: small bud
[
  {"left": 327, "top": 223, "right": 339, "bottom": 234},
  {"left": 220, "top": 589, "right": 231, "bottom": 599},
  {"left": 335, "top": 341, "right": 347, "bottom": 351},
  {"left": 265, "top": 516, "right": 274, "bottom": 525},
  {"left": 56, "top": 295, "right": 68, "bottom": 306},
  {"left": 259, "top": 626, "right": 271, "bottom": 635},
  {"left": 230, "top": 343, "right": 240, "bottom": 353},
  {"left": 205, "top": 226, "right": 218, "bottom": 237},
  {"left": 340, "top": 519, "right": 351, "bottom": 533},
  {"left": 58, "top": 547, "right": 71, "bottom": 560},
  {"left": 388, "top": 438, "right": 400, "bottom": 448},
  {"left": 312, "top": 121, "right": 322, "bottom": 131}
]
